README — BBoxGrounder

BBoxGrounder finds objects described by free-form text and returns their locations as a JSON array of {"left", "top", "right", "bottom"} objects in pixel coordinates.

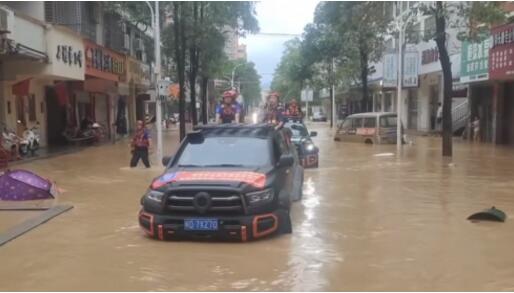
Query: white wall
[
  {"left": 12, "top": 14, "right": 46, "bottom": 54},
  {"left": 2, "top": 2, "right": 45, "bottom": 22}
]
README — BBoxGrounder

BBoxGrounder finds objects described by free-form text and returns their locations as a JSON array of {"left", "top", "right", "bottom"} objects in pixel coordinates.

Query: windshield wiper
[
  {"left": 178, "top": 164, "right": 203, "bottom": 167},
  {"left": 204, "top": 164, "right": 245, "bottom": 167}
]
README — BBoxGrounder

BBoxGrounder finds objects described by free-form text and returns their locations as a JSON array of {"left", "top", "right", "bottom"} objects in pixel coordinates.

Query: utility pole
[
  {"left": 396, "top": 22, "right": 403, "bottom": 150},
  {"left": 146, "top": 1, "right": 162, "bottom": 163},
  {"left": 331, "top": 57, "right": 336, "bottom": 128}
]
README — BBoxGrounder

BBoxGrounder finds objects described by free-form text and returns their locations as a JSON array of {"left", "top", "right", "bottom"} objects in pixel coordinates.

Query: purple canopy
[{"left": 0, "top": 169, "right": 56, "bottom": 201}]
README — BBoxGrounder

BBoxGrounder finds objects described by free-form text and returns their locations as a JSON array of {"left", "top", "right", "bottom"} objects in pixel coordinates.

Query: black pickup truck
[{"left": 139, "top": 124, "right": 304, "bottom": 241}]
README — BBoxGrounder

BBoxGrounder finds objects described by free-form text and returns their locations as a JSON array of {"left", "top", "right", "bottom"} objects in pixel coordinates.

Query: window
[
  {"left": 353, "top": 118, "right": 363, "bottom": 128},
  {"left": 177, "top": 137, "right": 272, "bottom": 167},
  {"left": 380, "top": 116, "right": 398, "bottom": 127},
  {"left": 341, "top": 118, "right": 353, "bottom": 129},
  {"left": 363, "top": 117, "right": 377, "bottom": 128},
  {"left": 28, "top": 95, "right": 36, "bottom": 122}
]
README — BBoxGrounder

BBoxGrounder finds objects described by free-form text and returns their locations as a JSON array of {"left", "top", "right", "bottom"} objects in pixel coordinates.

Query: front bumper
[
  {"left": 301, "top": 153, "right": 319, "bottom": 168},
  {"left": 139, "top": 209, "right": 289, "bottom": 241}
]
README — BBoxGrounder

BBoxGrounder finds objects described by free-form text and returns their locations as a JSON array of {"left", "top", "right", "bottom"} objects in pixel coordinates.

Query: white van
[{"left": 334, "top": 112, "right": 403, "bottom": 144}]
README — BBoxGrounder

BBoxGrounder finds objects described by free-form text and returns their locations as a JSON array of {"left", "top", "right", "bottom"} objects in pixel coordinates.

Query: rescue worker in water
[
  {"left": 215, "top": 90, "right": 241, "bottom": 124},
  {"left": 262, "top": 91, "right": 286, "bottom": 129}
]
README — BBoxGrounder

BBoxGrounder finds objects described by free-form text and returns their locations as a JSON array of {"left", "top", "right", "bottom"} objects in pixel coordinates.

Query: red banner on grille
[{"left": 152, "top": 171, "right": 266, "bottom": 189}]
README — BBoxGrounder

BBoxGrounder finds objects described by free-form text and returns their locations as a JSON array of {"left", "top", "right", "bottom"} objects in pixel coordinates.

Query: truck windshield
[{"left": 176, "top": 137, "right": 271, "bottom": 167}]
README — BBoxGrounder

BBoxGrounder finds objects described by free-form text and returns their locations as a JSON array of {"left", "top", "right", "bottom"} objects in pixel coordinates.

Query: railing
[{"left": 452, "top": 99, "right": 469, "bottom": 133}]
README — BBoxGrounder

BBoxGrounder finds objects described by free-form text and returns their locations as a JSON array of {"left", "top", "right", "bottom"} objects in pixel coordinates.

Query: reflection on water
[{"left": 1, "top": 125, "right": 514, "bottom": 291}]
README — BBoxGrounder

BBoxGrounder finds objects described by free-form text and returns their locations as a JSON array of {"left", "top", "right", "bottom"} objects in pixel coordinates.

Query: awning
[{"left": 11, "top": 78, "right": 31, "bottom": 96}]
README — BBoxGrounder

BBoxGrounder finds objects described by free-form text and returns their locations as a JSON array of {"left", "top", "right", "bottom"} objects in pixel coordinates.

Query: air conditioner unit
[
  {"left": 123, "top": 34, "right": 130, "bottom": 50},
  {"left": 0, "top": 7, "right": 14, "bottom": 34}
]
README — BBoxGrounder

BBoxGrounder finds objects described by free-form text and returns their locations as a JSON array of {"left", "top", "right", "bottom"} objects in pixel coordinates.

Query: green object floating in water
[{"left": 468, "top": 206, "right": 506, "bottom": 222}]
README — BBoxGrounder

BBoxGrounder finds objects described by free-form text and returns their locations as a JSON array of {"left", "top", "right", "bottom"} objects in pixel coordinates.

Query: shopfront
[
  {"left": 489, "top": 23, "right": 514, "bottom": 145},
  {"left": 461, "top": 36, "right": 493, "bottom": 142},
  {"left": 82, "top": 39, "right": 127, "bottom": 140},
  {"left": 127, "top": 57, "right": 151, "bottom": 132},
  {"left": 42, "top": 26, "right": 85, "bottom": 146}
]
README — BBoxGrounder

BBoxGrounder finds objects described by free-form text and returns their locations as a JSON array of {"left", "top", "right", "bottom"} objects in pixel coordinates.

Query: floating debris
[{"left": 468, "top": 206, "right": 506, "bottom": 222}]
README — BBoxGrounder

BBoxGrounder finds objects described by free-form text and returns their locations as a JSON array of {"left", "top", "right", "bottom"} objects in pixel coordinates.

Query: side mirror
[
  {"left": 310, "top": 131, "right": 317, "bottom": 137},
  {"left": 162, "top": 156, "right": 173, "bottom": 166},
  {"left": 277, "top": 154, "right": 294, "bottom": 168}
]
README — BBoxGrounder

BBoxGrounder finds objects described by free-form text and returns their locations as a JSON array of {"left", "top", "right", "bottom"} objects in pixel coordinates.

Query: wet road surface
[{"left": 2, "top": 124, "right": 514, "bottom": 291}]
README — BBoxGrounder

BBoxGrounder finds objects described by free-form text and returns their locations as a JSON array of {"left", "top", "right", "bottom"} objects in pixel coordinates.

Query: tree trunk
[
  {"left": 173, "top": 2, "right": 186, "bottom": 141},
  {"left": 200, "top": 76, "right": 209, "bottom": 124},
  {"left": 359, "top": 40, "right": 369, "bottom": 113},
  {"left": 434, "top": 1, "right": 453, "bottom": 157}
]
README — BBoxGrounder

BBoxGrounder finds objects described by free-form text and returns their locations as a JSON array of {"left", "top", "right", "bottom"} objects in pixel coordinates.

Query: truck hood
[{"left": 150, "top": 166, "right": 275, "bottom": 191}]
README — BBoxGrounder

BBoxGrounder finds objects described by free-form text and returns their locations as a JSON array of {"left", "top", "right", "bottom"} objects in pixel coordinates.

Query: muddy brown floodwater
[{"left": 1, "top": 124, "right": 514, "bottom": 291}]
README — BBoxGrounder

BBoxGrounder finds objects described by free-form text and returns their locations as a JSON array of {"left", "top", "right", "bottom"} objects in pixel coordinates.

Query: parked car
[
  {"left": 334, "top": 112, "right": 404, "bottom": 144},
  {"left": 312, "top": 111, "right": 327, "bottom": 122},
  {"left": 284, "top": 121, "right": 319, "bottom": 168},
  {"left": 139, "top": 123, "right": 304, "bottom": 241}
]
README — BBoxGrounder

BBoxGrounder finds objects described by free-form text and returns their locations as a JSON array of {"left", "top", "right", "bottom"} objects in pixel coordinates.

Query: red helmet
[{"left": 222, "top": 90, "right": 238, "bottom": 99}]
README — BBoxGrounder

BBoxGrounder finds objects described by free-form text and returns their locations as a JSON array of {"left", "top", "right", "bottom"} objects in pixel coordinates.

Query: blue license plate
[{"left": 184, "top": 219, "right": 219, "bottom": 231}]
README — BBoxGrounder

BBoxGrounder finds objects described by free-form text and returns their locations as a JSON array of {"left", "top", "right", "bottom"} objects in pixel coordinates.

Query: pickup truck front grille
[{"left": 165, "top": 190, "right": 244, "bottom": 215}]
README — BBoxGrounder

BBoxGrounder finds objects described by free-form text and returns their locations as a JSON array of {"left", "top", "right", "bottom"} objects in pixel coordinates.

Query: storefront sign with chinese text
[
  {"left": 383, "top": 52, "right": 397, "bottom": 88},
  {"left": 461, "top": 37, "right": 491, "bottom": 82},
  {"left": 489, "top": 23, "right": 514, "bottom": 80},
  {"left": 84, "top": 40, "right": 126, "bottom": 82},
  {"left": 403, "top": 51, "right": 419, "bottom": 87},
  {"left": 128, "top": 57, "right": 150, "bottom": 86},
  {"left": 56, "top": 45, "right": 82, "bottom": 67}
]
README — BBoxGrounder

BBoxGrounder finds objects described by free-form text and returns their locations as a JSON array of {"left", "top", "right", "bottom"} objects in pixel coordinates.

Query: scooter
[
  {"left": 17, "top": 121, "right": 40, "bottom": 157},
  {"left": 1, "top": 124, "right": 21, "bottom": 160}
]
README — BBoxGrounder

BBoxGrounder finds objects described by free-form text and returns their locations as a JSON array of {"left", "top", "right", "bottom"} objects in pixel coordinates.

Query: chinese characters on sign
[
  {"left": 383, "top": 53, "right": 397, "bottom": 87},
  {"left": 422, "top": 48, "right": 439, "bottom": 65},
  {"left": 56, "top": 45, "right": 82, "bottom": 67},
  {"left": 84, "top": 40, "right": 126, "bottom": 82},
  {"left": 489, "top": 23, "right": 514, "bottom": 80},
  {"left": 460, "top": 37, "right": 491, "bottom": 83},
  {"left": 403, "top": 51, "right": 419, "bottom": 87},
  {"left": 382, "top": 51, "right": 419, "bottom": 88}
]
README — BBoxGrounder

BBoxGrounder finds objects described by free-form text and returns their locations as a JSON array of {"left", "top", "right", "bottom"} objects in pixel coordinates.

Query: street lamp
[
  {"left": 231, "top": 63, "right": 244, "bottom": 89},
  {"left": 145, "top": 1, "right": 163, "bottom": 163}
]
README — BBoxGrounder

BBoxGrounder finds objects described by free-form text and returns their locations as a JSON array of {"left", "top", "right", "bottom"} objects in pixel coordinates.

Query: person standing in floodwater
[
  {"left": 472, "top": 116, "right": 480, "bottom": 142},
  {"left": 130, "top": 120, "right": 152, "bottom": 168},
  {"left": 436, "top": 102, "right": 442, "bottom": 133}
]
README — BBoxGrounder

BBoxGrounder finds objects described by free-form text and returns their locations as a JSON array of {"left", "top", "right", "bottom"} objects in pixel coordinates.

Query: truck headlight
[
  {"left": 306, "top": 143, "right": 315, "bottom": 152},
  {"left": 146, "top": 190, "right": 165, "bottom": 202},
  {"left": 245, "top": 188, "right": 274, "bottom": 206}
]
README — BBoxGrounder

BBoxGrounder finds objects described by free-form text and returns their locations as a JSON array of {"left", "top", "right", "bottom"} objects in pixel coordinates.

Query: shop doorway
[
  {"left": 429, "top": 85, "right": 439, "bottom": 130},
  {"left": 502, "top": 83, "right": 514, "bottom": 145},
  {"left": 407, "top": 90, "right": 418, "bottom": 129},
  {"left": 45, "top": 87, "right": 66, "bottom": 146}
]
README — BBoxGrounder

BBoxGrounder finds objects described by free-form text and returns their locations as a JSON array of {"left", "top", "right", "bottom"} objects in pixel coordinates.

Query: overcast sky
[{"left": 240, "top": 0, "right": 320, "bottom": 90}]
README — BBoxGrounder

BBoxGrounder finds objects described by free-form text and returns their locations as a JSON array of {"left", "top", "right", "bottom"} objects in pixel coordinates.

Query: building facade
[{"left": 0, "top": 2, "right": 154, "bottom": 148}]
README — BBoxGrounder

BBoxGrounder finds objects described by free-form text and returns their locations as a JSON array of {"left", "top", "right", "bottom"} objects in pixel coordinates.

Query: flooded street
[{"left": 2, "top": 124, "right": 514, "bottom": 291}]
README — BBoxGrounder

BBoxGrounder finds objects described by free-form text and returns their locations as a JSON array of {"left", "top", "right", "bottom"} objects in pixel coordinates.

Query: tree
[
  {"left": 417, "top": 1, "right": 506, "bottom": 157},
  {"left": 314, "top": 1, "right": 391, "bottom": 112},
  {"left": 162, "top": 2, "right": 258, "bottom": 139}
]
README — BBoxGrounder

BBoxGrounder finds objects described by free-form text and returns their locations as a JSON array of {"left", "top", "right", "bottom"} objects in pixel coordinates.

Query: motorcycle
[
  {"left": 18, "top": 121, "right": 40, "bottom": 156},
  {"left": 1, "top": 124, "right": 21, "bottom": 160}
]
